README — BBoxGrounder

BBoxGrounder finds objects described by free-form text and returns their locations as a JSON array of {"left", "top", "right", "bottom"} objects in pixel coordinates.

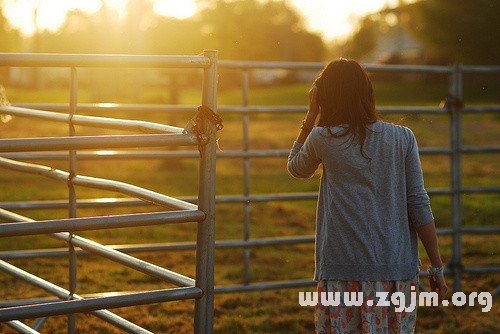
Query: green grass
[{"left": 0, "top": 81, "right": 499, "bottom": 333}]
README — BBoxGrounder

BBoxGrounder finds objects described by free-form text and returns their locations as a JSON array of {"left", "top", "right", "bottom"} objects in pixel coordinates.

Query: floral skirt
[{"left": 315, "top": 275, "right": 419, "bottom": 334}]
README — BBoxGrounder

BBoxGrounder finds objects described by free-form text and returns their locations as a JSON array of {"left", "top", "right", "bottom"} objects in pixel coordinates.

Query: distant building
[{"left": 364, "top": 25, "right": 425, "bottom": 64}]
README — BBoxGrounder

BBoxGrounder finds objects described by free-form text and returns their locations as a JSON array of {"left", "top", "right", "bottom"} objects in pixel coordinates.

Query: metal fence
[
  {"left": 1, "top": 56, "right": 500, "bottom": 331},
  {"left": 0, "top": 51, "right": 219, "bottom": 333}
]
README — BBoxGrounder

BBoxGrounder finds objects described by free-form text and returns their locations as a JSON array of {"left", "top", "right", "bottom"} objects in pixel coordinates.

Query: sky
[{"left": 3, "top": 0, "right": 407, "bottom": 40}]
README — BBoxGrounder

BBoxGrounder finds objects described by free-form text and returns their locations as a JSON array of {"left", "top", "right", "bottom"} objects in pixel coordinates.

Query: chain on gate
[{"left": 185, "top": 105, "right": 224, "bottom": 152}]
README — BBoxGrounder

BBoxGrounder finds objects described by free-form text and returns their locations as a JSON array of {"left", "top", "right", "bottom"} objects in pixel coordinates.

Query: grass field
[{"left": 0, "top": 76, "right": 499, "bottom": 333}]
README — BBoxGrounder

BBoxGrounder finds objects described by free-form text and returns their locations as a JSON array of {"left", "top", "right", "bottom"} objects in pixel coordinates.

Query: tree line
[
  {"left": 0, "top": 0, "right": 325, "bottom": 62},
  {"left": 334, "top": 0, "right": 499, "bottom": 65},
  {"left": 1, "top": 0, "right": 498, "bottom": 65}
]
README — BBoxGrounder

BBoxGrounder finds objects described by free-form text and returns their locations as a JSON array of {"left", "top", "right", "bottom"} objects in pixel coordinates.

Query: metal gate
[
  {"left": 1, "top": 56, "right": 499, "bottom": 332},
  {"left": 0, "top": 51, "right": 219, "bottom": 333}
]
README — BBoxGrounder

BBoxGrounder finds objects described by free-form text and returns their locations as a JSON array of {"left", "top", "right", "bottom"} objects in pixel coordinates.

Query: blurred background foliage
[
  {"left": 0, "top": 0, "right": 325, "bottom": 61},
  {"left": 0, "top": 0, "right": 499, "bottom": 65},
  {"left": 331, "top": 0, "right": 500, "bottom": 65},
  {"left": 0, "top": 0, "right": 498, "bottom": 101}
]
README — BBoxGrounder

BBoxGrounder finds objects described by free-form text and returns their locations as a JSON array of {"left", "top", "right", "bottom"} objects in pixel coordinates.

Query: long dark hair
[{"left": 315, "top": 58, "right": 381, "bottom": 160}]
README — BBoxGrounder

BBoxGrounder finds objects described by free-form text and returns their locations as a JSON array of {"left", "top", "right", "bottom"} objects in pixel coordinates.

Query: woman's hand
[
  {"left": 295, "top": 85, "right": 319, "bottom": 144},
  {"left": 305, "top": 85, "right": 319, "bottom": 125},
  {"left": 429, "top": 272, "right": 448, "bottom": 304}
]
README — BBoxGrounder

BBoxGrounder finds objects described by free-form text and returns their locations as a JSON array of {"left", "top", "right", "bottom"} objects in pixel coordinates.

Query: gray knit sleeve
[
  {"left": 404, "top": 128, "right": 434, "bottom": 228},
  {"left": 287, "top": 129, "right": 321, "bottom": 179}
]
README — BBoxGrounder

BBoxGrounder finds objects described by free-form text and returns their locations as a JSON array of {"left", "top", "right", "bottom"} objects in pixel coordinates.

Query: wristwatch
[{"left": 428, "top": 266, "right": 444, "bottom": 278}]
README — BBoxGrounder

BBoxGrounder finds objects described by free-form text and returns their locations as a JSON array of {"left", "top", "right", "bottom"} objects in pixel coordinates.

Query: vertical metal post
[
  {"left": 67, "top": 67, "right": 78, "bottom": 333},
  {"left": 194, "top": 50, "right": 218, "bottom": 334},
  {"left": 241, "top": 70, "right": 251, "bottom": 285},
  {"left": 449, "top": 64, "right": 463, "bottom": 292}
]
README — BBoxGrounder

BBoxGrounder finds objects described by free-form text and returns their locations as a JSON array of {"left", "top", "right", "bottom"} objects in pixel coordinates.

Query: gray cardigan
[{"left": 287, "top": 120, "right": 433, "bottom": 281}]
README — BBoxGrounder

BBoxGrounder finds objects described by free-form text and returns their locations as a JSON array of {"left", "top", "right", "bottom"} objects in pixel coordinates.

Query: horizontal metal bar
[
  {"left": 219, "top": 60, "right": 324, "bottom": 70},
  {"left": 460, "top": 146, "right": 500, "bottom": 154},
  {"left": 365, "top": 63, "right": 452, "bottom": 73},
  {"left": 219, "top": 60, "right": 452, "bottom": 73},
  {"left": 419, "top": 147, "right": 451, "bottom": 155},
  {"left": 0, "top": 235, "right": 315, "bottom": 259},
  {"left": 0, "top": 287, "right": 202, "bottom": 322},
  {"left": 0, "top": 259, "right": 153, "bottom": 333},
  {"left": 463, "top": 106, "right": 500, "bottom": 113},
  {"left": 462, "top": 65, "right": 500, "bottom": 73},
  {"left": 462, "top": 266, "right": 500, "bottom": 273},
  {"left": 435, "top": 227, "right": 500, "bottom": 235},
  {"left": 3, "top": 225, "right": 498, "bottom": 260},
  {"left": 377, "top": 63, "right": 452, "bottom": 72},
  {"left": 0, "top": 133, "right": 197, "bottom": 152},
  {"left": 12, "top": 103, "right": 459, "bottom": 115},
  {"left": 0, "top": 198, "right": 148, "bottom": 210},
  {"left": 416, "top": 187, "right": 500, "bottom": 195},
  {"left": 13, "top": 103, "right": 198, "bottom": 114},
  {"left": 83, "top": 236, "right": 316, "bottom": 254},
  {"left": 0, "top": 105, "right": 183, "bottom": 134},
  {"left": 0, "top": 198, "right": 151, "bottom": 210},
  {"left": 0, "top": 209, "right": 204, "bottom": 237},
  {"left": 210, "top": 191, "right": 473, "bottom": 202},
  {"left": 7, "top": 103, "right": 494, "bottom": 117},
  {"left": 214, "top": 266, "right": 500, "bottom": 293},
  {"left": 379, "top": 106, "right": 445, "bottom": 114},
  {"left": 0, "top": 149, "right": 286, "bottom": 160},
  {"left": 221, "top": 105, "right": 444, "bottom": 114},
  {"left": 214, "top": 269, "right": 448, "bottom": 294},
  {"left": 460, "top": 226, "right": 500, "bottom": 234},
  {"left": 3, "top": 145, "right": 499, "bottom": 161},
  {"left": 1, "top": 185, "right": 499, "bottom": 212},
  {"left": 2, "top": 56, "right": 473, "bottom": 72},
  {"left": 215, "top": 279, "right": 316, "bottom": 293},
  {"left": 3, "top": 263, "right": 499, "bottom": 309},
  {"left": 0, "top": 157, "right": 197, "bottom": 210},
  {"left": 4, "top": 320, "right": 40, "bottom": 334},
  {"left": 0, "top": 53, "right": 210, "bottom": 68},
  {"left": 0, "top": 149, "right": 291, "bottom": 160},
  {"left": 12, "top": 103, "right": 499, "bottom": 116},
  {"left": 456, "top": 187, "right": 500, "bottom": 194},
  {"left": 0, "top": 210, "right": 196, "bottom": 287}
]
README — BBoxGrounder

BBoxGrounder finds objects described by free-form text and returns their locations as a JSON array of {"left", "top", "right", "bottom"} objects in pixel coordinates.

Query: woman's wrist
[
  {"left": 430, "top": 261, "right": 444, "bottom": 268},
  {"left": 430, "top": 257, "right": 443, "bottom": 268}
]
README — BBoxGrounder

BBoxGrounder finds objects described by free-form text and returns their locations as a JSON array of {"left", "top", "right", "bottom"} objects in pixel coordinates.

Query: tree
[
  {"left": 341, "top": 16, "right": 381, "bottom": 60},
  {"left": 404, "top": 0, "right": 500, "bottom": 64},
  {"left": 195, "top": 0, "right": 325, "bottom": 61}
]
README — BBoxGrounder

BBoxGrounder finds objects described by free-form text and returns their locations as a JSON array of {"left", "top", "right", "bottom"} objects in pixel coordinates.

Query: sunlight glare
[
  {"left": 96, "top": 103, "right": 119, "bottom": 108},
  {"left": 290, "top": 0, "right": 415, "bottom": 40},
  {"left": 3, "top": 0, "right": 415, "bottom": 39},
  {"left": 94, "top": 197, "right": 120, "bottom": 203},
  {"left": 95, "top": 150, "right": 116, "bottom": 156},
  {"left": 4, "top": 0, "right": 101, "bottom": 36},
  {"left": 153, "top": 0, "right": 196, "bottom": 19}
]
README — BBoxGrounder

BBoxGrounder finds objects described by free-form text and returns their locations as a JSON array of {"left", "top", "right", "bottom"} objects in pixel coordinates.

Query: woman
[{"left": 287, "top": 59, "right": 447, "bottom": 333}]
